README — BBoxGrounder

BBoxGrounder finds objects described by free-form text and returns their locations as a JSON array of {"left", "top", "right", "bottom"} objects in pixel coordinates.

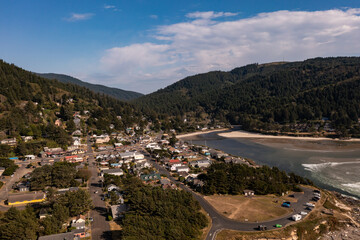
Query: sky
[{"left": 1, "top": 1, "right": 360, "bottom": 94}]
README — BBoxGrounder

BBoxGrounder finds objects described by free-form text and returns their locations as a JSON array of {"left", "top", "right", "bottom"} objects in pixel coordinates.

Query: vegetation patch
[{"left": 205, "top": 194, "right": 293, "bottom": 222}]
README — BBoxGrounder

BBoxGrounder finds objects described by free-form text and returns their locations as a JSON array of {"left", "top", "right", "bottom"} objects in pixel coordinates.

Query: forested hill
[
  {"left": 38, "top": 73, "right": 143, "bottom": 101},
  {"left": 0, "top": 60, "right": 144, "bottom": 148},
  {"left": 134, "top": 57, "right": 360, "bottom": 137}
]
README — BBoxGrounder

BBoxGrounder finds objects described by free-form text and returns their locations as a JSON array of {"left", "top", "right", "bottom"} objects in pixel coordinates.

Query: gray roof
[{"left": 38, "top": 229, "right": 85, "bottom": 240}]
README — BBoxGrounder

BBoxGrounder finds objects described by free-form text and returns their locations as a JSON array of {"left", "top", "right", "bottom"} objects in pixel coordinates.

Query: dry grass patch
[
  {"left": 205, "top": 194, "right": 293, "bottom": 222},
  {"left": 109, "top": 220, "right": 122, "bottom": 239}
]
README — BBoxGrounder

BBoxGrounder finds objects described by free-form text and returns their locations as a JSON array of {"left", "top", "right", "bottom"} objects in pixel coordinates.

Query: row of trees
[
  {"left": 197, "top": 163, "right": 312, "bottom": 195},
  {"left": 0, "top": 157, "right": 18, "bottom": 175}
]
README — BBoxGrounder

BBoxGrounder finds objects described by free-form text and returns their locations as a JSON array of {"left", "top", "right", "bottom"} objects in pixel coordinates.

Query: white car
[
  {"left": 305, "top": 203, "right": 315, "bottom": 207},
  {"left": 300, "top": 211, "right": 308, "bottom": 215}
]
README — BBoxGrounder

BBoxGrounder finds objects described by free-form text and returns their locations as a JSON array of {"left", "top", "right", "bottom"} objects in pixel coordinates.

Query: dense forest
[
  {"left": 135, "top": 57, "right": 360, "bottom": 137},
  {"left": 196, "top": 163, "right": 312, "bottom": 195},
  {"left": 118, "top": 177, "right": 208, "bottom": 240},
  {"left": 38, "top": 73, "right": 143, "bottom": 101}
]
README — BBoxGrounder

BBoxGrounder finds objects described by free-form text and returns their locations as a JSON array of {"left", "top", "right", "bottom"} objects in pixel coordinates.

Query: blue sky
[{"left": 1, "top": 1, "right": 360, "bottom": 93}]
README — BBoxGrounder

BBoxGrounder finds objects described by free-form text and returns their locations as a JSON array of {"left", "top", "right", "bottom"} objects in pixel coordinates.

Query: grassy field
[{"left": 204, "top": 194, "right": 294, "bottom": 222}]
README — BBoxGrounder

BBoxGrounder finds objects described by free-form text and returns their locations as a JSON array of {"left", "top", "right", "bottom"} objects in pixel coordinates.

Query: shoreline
[
  {"left": 218, "top": 130, "right": 360, "bottom": 142},
  {"left": 177, "top": 128, "right": 229, "bottom": 139}
]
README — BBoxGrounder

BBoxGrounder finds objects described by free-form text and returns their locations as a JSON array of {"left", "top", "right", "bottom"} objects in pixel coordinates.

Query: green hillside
[
  {"left": 134, "top": 57, "right": 360, "bottom": 137},
  {"left": 0, "top": 60, "right": 144, "bottom": 153},
  {"left": 38, "top": 73, "right": 143, "bottom": 101}
]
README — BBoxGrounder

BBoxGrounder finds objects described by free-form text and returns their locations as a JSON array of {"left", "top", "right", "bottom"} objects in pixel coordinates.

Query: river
[{"left": 183, "top": 131, "right": 360, "bottom": 199}]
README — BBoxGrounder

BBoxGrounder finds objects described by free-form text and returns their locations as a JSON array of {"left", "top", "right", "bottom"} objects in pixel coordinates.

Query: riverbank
[
  {"left": 177, "top": 128, "right": 229, "bottom": 139},
  {"left": 218, "top": 130, "right": 360, "bottom": 142}
]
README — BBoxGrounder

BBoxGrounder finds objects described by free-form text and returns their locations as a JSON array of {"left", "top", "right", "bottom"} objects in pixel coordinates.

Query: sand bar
[
  {"left": 177, "top": 128, "right": 229, "bottom": 138},
  {"left": 218, "top": 130, "right": 360, "bottom": 142}
]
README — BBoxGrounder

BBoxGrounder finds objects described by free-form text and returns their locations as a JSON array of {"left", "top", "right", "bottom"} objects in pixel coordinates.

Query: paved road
[
  {"left": 151, "top": 160, "right": 315, "bottom": 240},
  {"left": 87, "top": 136, "right": 111, "bottom": 240}
]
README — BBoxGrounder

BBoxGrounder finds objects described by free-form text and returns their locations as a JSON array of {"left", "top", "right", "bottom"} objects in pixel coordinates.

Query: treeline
[
  {"left": 0, "top": 189, "right": 93, "bottom": 239},
  {"left": 30, "top": 162, "right": 90, "bottom": 190},
  {"left": 197, "top": 163, "right": 312, "bottom": 195},
  {"left": 119, "top": 177, "right": 208, "bottom": 240},
  {"left": 135, "top": 57, "right": 360, "bottom": 136}
]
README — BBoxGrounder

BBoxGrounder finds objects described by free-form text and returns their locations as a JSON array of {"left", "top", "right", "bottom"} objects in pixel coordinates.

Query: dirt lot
[{"left": 204, "top": 194, "right": 294, "bottom": 222}]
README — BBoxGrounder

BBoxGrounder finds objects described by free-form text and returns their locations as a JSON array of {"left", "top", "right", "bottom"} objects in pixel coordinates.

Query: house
[
  {"left": 111, "top": 204, "right": 129, "bottom": 220},
  {"left": 190, "top": 160, "right": 211, "bottom": 168},
  {"left": 176, "top": 166, "right": 190, "bottom": 173},
  {"left": 140, "top": 173, "right": 161, "bottom": 182},
  {"left": 38, "top": 229, "right": 86, "bottom": 240},
  {"left": 95, "top": 134, "right": 110, "bottom": 144},
  {"left": 101, "top": 169, "right": 124, "bottom": 177},
  {"left": 24, "top": 155, "right": 36, "bottom": 160},
  {"left": 21, "top": 136, "right": 33, "bottom": 142},
  {"left": 170, "top": 162, "right": 182, "bottom": 171},
  {"left": 71, "top": 215, "right": 86, "bottom": 229},
  {"left": 0, "top": 167, "right": 5, "bottom": 176},
  {"left": 244, "top": 190, "right": 254, "bottom": 196},
  {"left": 107, "top": 184, "right": 120, "bottom": 192},
  {"left": 7, "top": 192, "right": 46, "bottom": 205},
  {"left": 0, "top": 138, "right": 17, "bottom": 146}
]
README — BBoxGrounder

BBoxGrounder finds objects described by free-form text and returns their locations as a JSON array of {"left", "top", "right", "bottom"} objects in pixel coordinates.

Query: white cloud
[
  {"left": 186, "top": 11, "right": 238, "bottom": 19},
  {"left": 96, "top": 9, "right": 360, "bottom": 93},
  {"left": 150, "top": 15, "right": 158, "bottom": 19},
  {"left": 104, "top": 5, "right": 116, "bottom": 9},
  {"left": 65, "top": 13, "right": 94, "bottom": 22}
]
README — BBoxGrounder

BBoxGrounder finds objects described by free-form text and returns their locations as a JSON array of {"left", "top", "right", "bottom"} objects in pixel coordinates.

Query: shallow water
[{"left": 186, "top": 132, "right": 360, "bottom": 198}]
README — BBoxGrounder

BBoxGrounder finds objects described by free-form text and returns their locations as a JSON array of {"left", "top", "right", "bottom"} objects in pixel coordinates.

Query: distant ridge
[{"left": 38, "top": 73, "right": 143, "bottom": 101}]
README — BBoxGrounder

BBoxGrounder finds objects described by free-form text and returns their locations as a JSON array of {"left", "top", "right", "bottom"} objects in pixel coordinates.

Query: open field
[{"left": 204, "top": 194, "right": 295, "bottom": 222}]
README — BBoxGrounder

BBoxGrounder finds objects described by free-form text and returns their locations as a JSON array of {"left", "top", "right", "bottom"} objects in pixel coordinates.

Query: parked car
[
  {"left": 275, "top": 224, "right": 282, "bottom": 228},
  {"left": 258, "top": 225, "right": 267, "bottom": 231},
  {"left": 94, "top": 190, "right": 98, "bottom": 194}
]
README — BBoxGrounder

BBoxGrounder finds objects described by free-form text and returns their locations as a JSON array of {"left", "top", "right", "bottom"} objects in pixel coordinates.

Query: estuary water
[{"left": 185, "top": 131, "right": 360, "bottom": 198}]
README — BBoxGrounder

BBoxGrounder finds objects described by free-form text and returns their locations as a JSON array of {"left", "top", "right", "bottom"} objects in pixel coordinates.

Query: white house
[
  {"left": 25, "top": 155, "right": 36, "bottom": 160},
  {"left": 170, "top": 163, "right": 182, "bottom": 171},
  {"left": 101, "top": 169, "right": 124, "bottom": 177},
  {"left": 107, "top": 184, "right": 120, "bottom": 192},
  {"left": 176, "top": 166, "right": 190, "bottom": 173}
]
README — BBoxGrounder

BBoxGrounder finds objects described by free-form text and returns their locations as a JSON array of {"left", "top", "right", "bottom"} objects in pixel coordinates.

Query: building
[
  {"left": 111, "top": 204, "right": 129, "bottom": 220},
  {"left": 38, "top": 229, "right": 86, "bottom": 240},
  {"left": 71, "top": 215, "right": 86, "bottom": 229},
  {"left": 107, "top": 184, "right": 120, "bottom": 192},
  {"left": 95, "top": 134, "right": 110, "bottom": 144},
  {"left": 7, "top": 192, "right": 46, "bottom": 206},
  {"left": 190, "top": 160, "right": 211, "bottom": 168},
  {"left": 21, "top": 136, "right": 33, "bottom": 142},
  {"left": 0, "top": 138, "right": 17, "bottom": 146},
  {"left": 101, "top": 169, "right": 124, "bottom": 177},
  {"left": 25, "top": 155, "right": 36, "bottom": 160},
  {"left": 176, "top": 166, "right": 190, "bottom": 173}
]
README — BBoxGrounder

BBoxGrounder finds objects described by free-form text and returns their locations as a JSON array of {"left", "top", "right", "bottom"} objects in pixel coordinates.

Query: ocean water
[{"left": 188, "top": 132, "right": 360, "bottom": 198}]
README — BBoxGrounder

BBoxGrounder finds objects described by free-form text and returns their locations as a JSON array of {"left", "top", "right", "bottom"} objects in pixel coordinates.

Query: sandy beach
[
  {"left": 177, "top": 128, "right": 229, "bottom": 138},
  {"left": 218, "top": 130, "right": 360, "bottom": 142}
]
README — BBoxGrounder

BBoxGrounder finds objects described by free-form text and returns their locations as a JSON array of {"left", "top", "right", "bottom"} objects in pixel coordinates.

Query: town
[{"left": 1, "top": 106, "right": 357, "bottom": 240}]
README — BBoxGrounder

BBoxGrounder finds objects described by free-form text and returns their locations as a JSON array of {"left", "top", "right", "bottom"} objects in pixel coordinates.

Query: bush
[{"left": 107, "top": 215, "right": 113, "bottom": 221}]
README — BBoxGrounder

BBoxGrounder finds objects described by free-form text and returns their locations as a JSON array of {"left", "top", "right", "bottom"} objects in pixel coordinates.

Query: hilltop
[
  {"left": 134, "top": 57, "right": 360, "bottom": 138},
  {"left": 38, "top": 73, "right": 143, "bottom": 101}
]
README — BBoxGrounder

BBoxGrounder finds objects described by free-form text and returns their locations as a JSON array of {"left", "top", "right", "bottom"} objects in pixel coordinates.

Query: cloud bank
[{"left": 98, "top": 8, "right": 360, "bottom": 93}]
